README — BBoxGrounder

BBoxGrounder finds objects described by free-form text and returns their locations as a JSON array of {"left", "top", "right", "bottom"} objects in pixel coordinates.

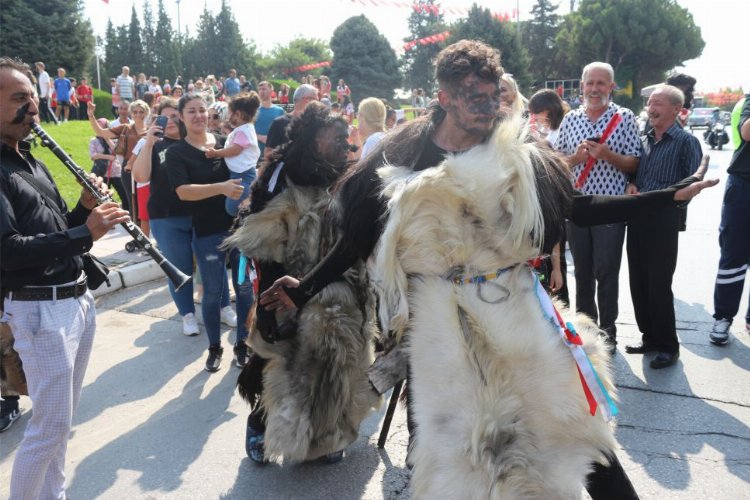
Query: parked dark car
[{"left": 688, "top": 107, "right": 715, "bottom": 130}]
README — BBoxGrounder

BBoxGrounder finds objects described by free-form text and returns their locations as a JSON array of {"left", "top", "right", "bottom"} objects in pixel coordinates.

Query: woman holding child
[{"left": 165, "top": 94, "right": 254, "bottom": 372}]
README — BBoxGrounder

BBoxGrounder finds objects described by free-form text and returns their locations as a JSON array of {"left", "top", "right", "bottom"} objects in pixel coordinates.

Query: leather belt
[{"left": 7, "top": 279, "right": 88, "bottom": 302}]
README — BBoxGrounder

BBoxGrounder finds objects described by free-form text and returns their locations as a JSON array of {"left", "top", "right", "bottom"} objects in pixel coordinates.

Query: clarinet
[{"left": 31, "top": 122, "right": 192, "bottom": 292}]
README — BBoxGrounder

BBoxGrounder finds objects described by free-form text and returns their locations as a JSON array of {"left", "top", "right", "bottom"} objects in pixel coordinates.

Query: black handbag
[
  {"left": 81, "top": 252, "right": 111, "bottom": 289},
  {"left": 12, "top": 168, "right": 111, "bottom": 289}
]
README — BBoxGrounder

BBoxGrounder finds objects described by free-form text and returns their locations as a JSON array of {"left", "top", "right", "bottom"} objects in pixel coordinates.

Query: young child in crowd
[{"left": 205, "top": 92, "right": 261, "bottom": 216}]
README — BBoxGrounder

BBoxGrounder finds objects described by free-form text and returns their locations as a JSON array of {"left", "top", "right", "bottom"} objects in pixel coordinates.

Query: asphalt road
[{"left": 1, "top": 130, "right": 748, "bottom": 499}]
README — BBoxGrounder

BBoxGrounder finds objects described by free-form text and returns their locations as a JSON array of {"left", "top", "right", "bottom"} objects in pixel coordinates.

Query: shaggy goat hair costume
[
  {"left": 225, "top": 144, "right": 381, "bottom": 462},
  {"left": 370, "top": 118, "right": 617, "bottom": 499}
]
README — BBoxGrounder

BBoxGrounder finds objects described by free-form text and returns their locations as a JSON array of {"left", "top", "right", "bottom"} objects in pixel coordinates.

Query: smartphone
[
  {"left": 587, "top": 136, "right": 602, "bottom": 143},
  {"left": 154, "top": 115, "right": 168, "bottom": 137}
]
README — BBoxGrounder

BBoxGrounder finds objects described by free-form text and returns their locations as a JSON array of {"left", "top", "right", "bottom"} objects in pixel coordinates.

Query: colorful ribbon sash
[{"left": 532, "top": 270, "right": 618, "bottom": 422}]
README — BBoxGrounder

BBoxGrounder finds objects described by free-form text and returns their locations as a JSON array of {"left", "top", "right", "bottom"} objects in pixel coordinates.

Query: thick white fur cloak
[
  {"left": 371, "top": 120, "right": 617, "bottom": 499},
  {"left": 225, "top": 180, "right": 380, "bottom": 461}
]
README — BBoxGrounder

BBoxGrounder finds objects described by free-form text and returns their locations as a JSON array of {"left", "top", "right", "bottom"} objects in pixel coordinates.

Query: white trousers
[{"left": 4, "top": 291, "right": 96, "bottom": 500}]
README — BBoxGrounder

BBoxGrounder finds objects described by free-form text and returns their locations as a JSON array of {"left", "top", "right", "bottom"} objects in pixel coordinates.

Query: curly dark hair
[
  {"left": 229, "top": 91, "right": 261, "bottom": 121},
  {"left": 435, "top": 40, "right": 504, "bottom": 95}
]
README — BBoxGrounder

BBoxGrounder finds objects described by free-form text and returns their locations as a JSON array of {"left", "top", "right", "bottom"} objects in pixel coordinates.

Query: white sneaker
[
  {"left": 709, "top": 318, "right": 731, "bottom": 345},
  {"left": 182, "top": 313, "right": 200, "bottom": 336},
  {"left": 220, "top": 306, "right": 237, "bottom": 327}
]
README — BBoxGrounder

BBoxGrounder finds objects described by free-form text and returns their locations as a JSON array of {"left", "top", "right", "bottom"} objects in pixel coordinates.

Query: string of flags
[
  {"left": 403, "top": 30, "right": 450, "bottom": 50},
  {"left": 284, "top": 60, "right": 332, "bottom": 74},
  {"left": 349, "top": 0, "right": 516, "bottom": 20}
]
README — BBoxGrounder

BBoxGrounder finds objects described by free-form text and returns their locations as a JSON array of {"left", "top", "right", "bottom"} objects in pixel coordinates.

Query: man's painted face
[
  {"left": 444, "top": 75, "right": 501, "bottom": 138},
  {"left": 316, "top": 121, "right": 350, "bottom": 166},
  {"left": 0, "top": 69, "right": 39, "bottom": 145}
]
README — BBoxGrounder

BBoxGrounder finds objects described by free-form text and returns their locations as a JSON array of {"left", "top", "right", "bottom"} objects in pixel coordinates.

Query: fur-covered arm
[
  {"left": 222, "top": 193, "right": 293, "bottom": 262},
  {"left": 285, "top": 236, "right": 360, "bottom": 308}
]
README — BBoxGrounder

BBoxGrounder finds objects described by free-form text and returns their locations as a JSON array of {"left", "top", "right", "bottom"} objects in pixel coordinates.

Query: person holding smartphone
[
  {"left": 131, "top": 98, "right": 201, "bottom": 336},
  {"left": 555, "top": 61, "right": 642, "bottom": 354}
]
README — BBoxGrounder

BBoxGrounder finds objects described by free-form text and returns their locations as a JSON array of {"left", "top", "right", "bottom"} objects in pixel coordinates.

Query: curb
[{"left": 91, "top": 260, "right": 165, "bottom": 298}]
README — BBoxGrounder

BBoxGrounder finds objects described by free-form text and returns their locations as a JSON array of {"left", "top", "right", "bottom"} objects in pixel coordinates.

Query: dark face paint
[
  {"left": 448, "top": 77, "right": 501, "bottom": 137},
  {"left": 11, "top": 102, "right": 30, "bottom": 124}
]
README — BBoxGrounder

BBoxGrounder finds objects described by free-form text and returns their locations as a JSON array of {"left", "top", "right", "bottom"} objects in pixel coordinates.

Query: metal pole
[
  {"left": 176, "top": 0, "right": 181, "bottom": 39},
  {"left": 96, "top": 52, "right": 101, "bottom": 90}
]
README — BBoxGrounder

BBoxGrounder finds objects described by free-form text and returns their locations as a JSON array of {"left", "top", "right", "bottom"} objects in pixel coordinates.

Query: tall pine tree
[
  {"left": 153, "top": 0, "right": 180, "bottom": 81},
  {"left": 401, "top": 0, "right": 446, "bottom": 93},
  {"left": 126, "top": 6, "right": 144, "bottom": 73},
  {"left": 141, "top": 1, "right": 156, "bottom": 77},
  {"left": 523, "top": 0, "right": 561, "bottom": 86},
  {"left": 0, "top": 0, "right": 94, "bottom": 77}
]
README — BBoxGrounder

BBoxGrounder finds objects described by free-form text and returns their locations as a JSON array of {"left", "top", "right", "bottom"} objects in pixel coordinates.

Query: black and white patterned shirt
[{"left": 556, "top": 102, "right": 642, "bottom": 195}]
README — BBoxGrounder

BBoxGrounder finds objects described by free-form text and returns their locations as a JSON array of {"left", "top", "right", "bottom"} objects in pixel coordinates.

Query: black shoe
[
  {"left": 205, "top": 344, "right": 224, "bottom": 372},
  {"left": 625, "top": 342, "right": 659, "bottom": 354},
  {"left": 650, "top": 351, "right": 679, "bottom": 369},
  {"left": 0, "top": 397, "right": 20, "bottom": 433},
  {"left": 601, "top": 333, "right": 617, "bottom": 356},
  {"left": 246, "top": 417, "right": 268, "bottom": 465},
  {"left": 233, "top": 343, "right": 249, "bottom": 368},
  {"left": 319, "top": 450, "right": 344, "bottom": 464}
]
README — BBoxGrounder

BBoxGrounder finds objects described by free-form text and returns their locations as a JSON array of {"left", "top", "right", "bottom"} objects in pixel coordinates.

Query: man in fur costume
[
  {"left": 224, "top": 102, "right": 381, "bottom": 465},
  {"left": 1, "top": 317, "right": 27, "bottom": 431},
  {"left": 260, "top": 42, "right": 716, "bottom": 497}
]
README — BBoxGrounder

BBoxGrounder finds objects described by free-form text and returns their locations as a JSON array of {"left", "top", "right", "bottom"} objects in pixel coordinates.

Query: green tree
[
  {"left": 401, "top": 0, "right": 446, "bottom": 93},
  {"left": 269, "top": 37, "right": 331, "bottom": 80},
  {"left": 152, "top": 0, "right": 180, "bottom": 80},
  {"left": 181, "top": 5, "right": 216, "bottom": 78},
  {"left": 555, "top": 0, "right": 704, "bottom": 109},
  {"left": 0, "top": 0, "right": 95, "bottom": 78},
  {"left": 330, "top": 15, "right": 401, "bottom": 103},
  {"left": 448, "top": 5, "right": 532, "bottom": 93},
  {"left": 103, "top": 19, "right": 119, "bottom": 80},
  {"left": 126, "top": 6, "right": 144, "bottom": 73},
  {"left": 140, "top": 1, "right": 156, "bottom": 77},
  {"left": 523, "top": 0, "right": 561, "bottom": 86},
  {"left": 214, "top": 0, "right": 256, "bottom": 77},
  {"left": 181, "top": 1, "right": 259, "bottom": 80}
]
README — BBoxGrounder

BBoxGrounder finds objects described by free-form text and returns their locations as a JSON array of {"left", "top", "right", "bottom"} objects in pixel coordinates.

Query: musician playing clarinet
[{"left": 0, "top": 57, "right": 129, "bottom": 499}]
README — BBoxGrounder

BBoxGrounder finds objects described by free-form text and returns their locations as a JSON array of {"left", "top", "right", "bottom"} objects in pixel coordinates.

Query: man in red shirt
[{"left": 76, "top": 77, "right": 93, "bottom": 121}]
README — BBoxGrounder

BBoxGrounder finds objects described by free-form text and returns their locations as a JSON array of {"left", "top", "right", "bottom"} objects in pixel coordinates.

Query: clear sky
[{"left": 84, "top": 0, "right": 748, "bottom": 92}]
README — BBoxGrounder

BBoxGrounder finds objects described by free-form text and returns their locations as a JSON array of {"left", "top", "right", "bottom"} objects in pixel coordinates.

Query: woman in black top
[
  {"left": 131, "top": 97, "right": 199, "bottom": 336},
  {"left": 166, "top": 94, "right": 253, "bottom": 372}
]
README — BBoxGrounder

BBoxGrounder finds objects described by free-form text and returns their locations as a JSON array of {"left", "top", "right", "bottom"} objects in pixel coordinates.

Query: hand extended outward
[
  {"left": 259, "top": 275, "right": 300, "bottom": 312},
  {"left": 85, "top": 201, "right": 130, "bottom": 241},
  {"left": 674, "top": 155, "right": 719, "bottom": 201}
]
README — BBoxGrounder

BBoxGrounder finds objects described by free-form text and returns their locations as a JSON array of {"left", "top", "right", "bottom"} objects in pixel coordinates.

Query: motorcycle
[{"left": 704, "top": 121, "right": 730, "bottom": 150}]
